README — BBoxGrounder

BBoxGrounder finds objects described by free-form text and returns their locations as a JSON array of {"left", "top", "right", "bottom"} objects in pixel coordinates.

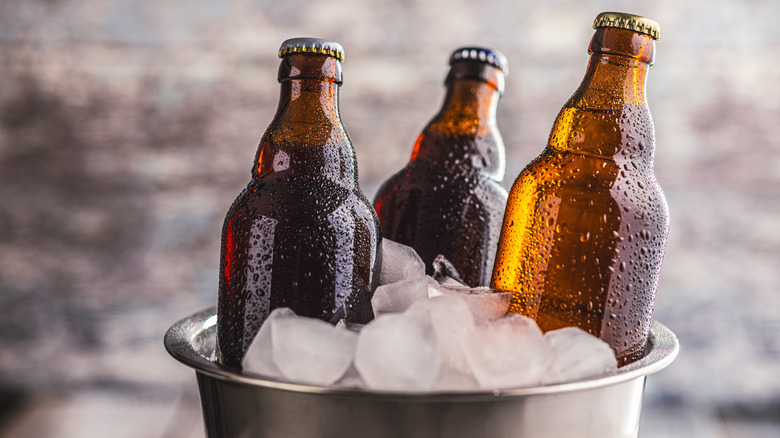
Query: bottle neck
[
  {"left": 429, "top": 62, "right": 503, "bottom": 134},
  {"left": 253, "top": 54, "right": 356, "bottom": 186},
  {"left": 274, "top": 52, "right": 342, "bottom": 126},
  {"left": 436, "top": 79, "right": 500, "bottom": 129},
  {"left": 410, "top": 63, "right": 505, "bottom": 178},
  {"left": 548, "top": 27, "right": 655, "bottom": 164},
  {"left": 274, "top": 79, "right": 341, "bottom": 128}
]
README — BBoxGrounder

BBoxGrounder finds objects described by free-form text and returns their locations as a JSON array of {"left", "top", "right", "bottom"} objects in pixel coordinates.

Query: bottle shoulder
[
  {"left": 228, "top": 176, "right": 375, "bottom": 223},
  {"left": 547, "top": 104, "right": 655, "bottom": 163},
  {"left": 385, "top": 159, "right": 505, "bottom": 183},
  {"left": 407, "top": 130, "right": 506, "bottom": 178},
  {"left": 374, "top": 161, "right": 507, "bottom": 203},
  {"left": 508, "top": 147, "right": 666, "bottom": 205},
  {"left": 254, "top": 133, "right": 358, "bottom": 185},
  {"left": 263, "top": 120, "right": 350, "bottom": 148}
]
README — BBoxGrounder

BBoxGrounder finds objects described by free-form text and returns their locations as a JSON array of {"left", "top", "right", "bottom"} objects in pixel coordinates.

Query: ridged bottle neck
[
  {"left": 253, "top": 53, "right": 356, "bottom": 186},
  {"left": 430, "top": 62, "right": 503, "bottom": 133},
  {"left": 410, "top": 62, "right": 505, "bottom": 179},
  {"left": 433, "top": 79, "right": 499, "bottom": 131},
  {"left": 273, "top": 52, "right": 342, "bottom": 126},
  {"left": 273, "top": 79, "right": 341, "bottom": 129}
]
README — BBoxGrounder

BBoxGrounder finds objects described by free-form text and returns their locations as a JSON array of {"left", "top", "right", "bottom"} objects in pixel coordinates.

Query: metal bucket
[{"left": 165, "top": 307, "right": 678, "bottom": 438}]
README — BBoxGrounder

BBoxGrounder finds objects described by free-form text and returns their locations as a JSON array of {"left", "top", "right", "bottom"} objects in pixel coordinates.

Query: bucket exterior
[{"left": 165, "top": 308, "right": 678, "bottom": 438}]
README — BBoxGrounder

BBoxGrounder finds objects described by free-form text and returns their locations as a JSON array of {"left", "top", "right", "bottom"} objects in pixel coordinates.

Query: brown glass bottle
[
  {"left": 373, "top": 47, "right": 509, "bottom": 287},
  {"left": 491, "top": 13, "right": 669, "bottom": 365},
  {"left": 216, "top": 38, "right": 382, "bottom": 368}
]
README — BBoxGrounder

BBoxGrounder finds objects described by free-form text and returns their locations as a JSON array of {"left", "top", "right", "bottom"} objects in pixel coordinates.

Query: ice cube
[
  {"left": 461, "top": 314, "right": 554, "bottom": 389},
  {"left": 407, "top": 295, "right": 475, "bottom": 373},
  {"left": 335, "top": 319, "right": 365, "bottom": 332},
  {"left": 432, "top": 363, "right": 480, "bottom": 391},
  {"left": 429, "top": 284, "right": 512, "bottom": 322},
  {"left": 271, "top": 316, "right": 358, "bottom": 386},
  {"left": 431, "top": 254, "right": 464, "bottom": 284},
  {"left": 437, "top": 276, "right": 467, "bottom": 287},
  {"left": 354, "top": 311, "right": 441, "bottom": 391},
  {"left": 242, "top": 307, "right": 296, "bottom": 379},
  {"left": 371, "top": 275, "right": 438, "bottom": 317},
  {"left": 379, "top": 239, "right": 426, "bottom": 285},
  {"left": 333, "top": 365, "right": 367, "bottom": 389},
  {"left": 542, "top": 327, "right": 618, "bottom": 385}
]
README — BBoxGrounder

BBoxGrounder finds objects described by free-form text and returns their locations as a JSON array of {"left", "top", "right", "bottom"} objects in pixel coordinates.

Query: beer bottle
[
  {"left": 373, "top": 47, "right": 509, "bottom": 287},
  {"left": 491, "top": 12, "right": 669, "bottom": 365},
  {"left": 216, "top": 38, "right": 382, "bottom": 368}
]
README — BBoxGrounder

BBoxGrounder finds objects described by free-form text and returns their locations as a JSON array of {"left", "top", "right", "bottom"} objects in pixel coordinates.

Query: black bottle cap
[{"left": 449, "top": 47, "right": 508, "bottom": 76}]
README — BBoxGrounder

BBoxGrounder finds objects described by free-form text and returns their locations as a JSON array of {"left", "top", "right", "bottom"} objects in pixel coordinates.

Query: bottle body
[
  {"left": 216, "top": 46, "right": 381, "bottom": 368},
  {"left": 218, "top": 170, "right": 379, "bottom": 368},
  {"left": 375, "top": 148, "right": 507, "bottom": 287},
  {"left": 491, "top": 25, "right": 668, "bottom": 365},
  {"left": 373, "top": 51, "right": 508, "bottom": 287}
]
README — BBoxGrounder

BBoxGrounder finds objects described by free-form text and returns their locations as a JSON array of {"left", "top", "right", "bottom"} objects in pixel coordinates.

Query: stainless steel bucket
[{"left": 165, "top": 307, "right": 678, "bottom": 438}]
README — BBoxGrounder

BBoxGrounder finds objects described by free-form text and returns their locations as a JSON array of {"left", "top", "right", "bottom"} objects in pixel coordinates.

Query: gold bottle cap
[
  {"left": 278, "top": 37, "right": 345, "bottom": 62},
  {"left": 593, "top": 12, "right": 660, "bottom": 40}
]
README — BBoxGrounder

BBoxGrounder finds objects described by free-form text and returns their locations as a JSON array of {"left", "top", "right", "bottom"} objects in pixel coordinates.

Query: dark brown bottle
[
  {"left": 373, "top": 47, "right": 509, "bottom": 287},
  {"left": 216, "top": 38, "right": 382, "bottom": 368},
  {"left": 491, "top": 13, "right": 669, "bottom": 365}
]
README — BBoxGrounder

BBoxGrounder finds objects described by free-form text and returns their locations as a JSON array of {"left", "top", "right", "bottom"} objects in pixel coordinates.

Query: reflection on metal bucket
[{"left": 165, "top": 307, "right": 678, "bottom": 438}]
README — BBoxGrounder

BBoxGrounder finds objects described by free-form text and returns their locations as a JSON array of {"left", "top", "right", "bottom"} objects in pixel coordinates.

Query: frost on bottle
[
  {"left": 373, "top": 47, "right": 509, "bottom": 287},
  {"left": 216, "top": 38, "right": 382, "bottom": 368},
  {"left": 491, "top": 13, "right": 669, "bottom": 365}
]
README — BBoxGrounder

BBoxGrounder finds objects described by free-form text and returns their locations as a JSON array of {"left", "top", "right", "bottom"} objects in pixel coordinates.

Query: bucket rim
[{"left": 164, "top": 306, "right": 678, "bottom": 401}]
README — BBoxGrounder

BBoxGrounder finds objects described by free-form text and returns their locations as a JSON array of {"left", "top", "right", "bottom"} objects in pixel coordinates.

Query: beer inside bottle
[
  {"left": 491, "top": 13, "right": 669, "bottom": 366},
  {"left": 373, "top": 47, "right": 509, "bottom": 287},
  {"left": 216, "top": 38, "right": 381, "bottom": 368}
]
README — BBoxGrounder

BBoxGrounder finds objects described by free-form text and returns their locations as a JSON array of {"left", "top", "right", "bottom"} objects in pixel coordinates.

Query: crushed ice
[{"left": 241, "top": 239, "right": 618, "bottom": 391}]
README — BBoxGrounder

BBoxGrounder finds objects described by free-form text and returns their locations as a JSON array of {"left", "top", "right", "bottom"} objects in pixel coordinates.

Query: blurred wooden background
[{"left": 0, "top": 1, "right": 778, "bottom": 436}]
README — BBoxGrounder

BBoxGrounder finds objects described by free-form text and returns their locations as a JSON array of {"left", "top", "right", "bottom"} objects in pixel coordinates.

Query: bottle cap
[
  {"left": 449, "top": 47, "right": 509, "bottom": 76},
  {"left": 278, "top": 38, "right": 345, "bottom": 62},
  {"left": 593, "top": 12, "right": 660, "bottom": 40}
]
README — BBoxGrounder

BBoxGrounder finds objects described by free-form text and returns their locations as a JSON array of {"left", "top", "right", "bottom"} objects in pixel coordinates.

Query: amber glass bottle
[
  {"left": 216, "top": 38, "right": 382, "bottom": 368},
  {"left": 491, "top": 13, "right": 668, "bottom": 365},
  {"left": 373, "top": 47, "right": 509, "bottom": 287}
]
